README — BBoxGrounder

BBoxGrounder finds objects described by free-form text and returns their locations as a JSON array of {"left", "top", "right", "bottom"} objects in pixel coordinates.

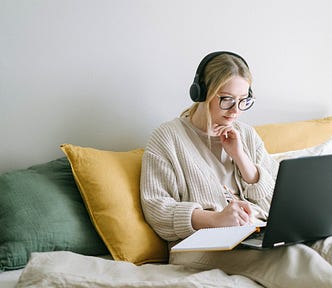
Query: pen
[{"left": 223, "top": 185, "right": 237, "bottom": 203}]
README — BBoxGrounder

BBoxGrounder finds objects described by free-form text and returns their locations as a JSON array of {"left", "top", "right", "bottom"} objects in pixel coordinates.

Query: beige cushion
[
  {"left": 271, "top": 137, "right": 332, "bottom": 162},
  {"left": 255, "top": 116, "right": 332, "bottom": 153}
]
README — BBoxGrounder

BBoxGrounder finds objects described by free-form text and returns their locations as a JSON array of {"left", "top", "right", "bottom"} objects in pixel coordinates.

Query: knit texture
[{"left": 140, "top": 118, "right": 279, "bottom": 242}]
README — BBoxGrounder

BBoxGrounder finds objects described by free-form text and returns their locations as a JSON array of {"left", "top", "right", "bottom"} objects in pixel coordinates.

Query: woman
[{"left": 140, "top": 51, "right": 332, "bottom": 287}]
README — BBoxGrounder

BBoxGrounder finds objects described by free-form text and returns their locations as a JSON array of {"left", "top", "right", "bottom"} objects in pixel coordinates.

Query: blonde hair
[{"left": 181, "top": 53, "right": 252, "bottom": 132}]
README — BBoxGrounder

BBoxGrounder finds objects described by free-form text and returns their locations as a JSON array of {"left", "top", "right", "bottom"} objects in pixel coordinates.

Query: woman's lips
[{"left": 223, "top": 116, "right": 235, "bottom": 121}]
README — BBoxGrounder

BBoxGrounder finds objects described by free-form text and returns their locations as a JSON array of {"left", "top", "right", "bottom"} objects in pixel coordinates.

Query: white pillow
[{"left": 271, "top": 137, "right": 332, "bottom": 163}]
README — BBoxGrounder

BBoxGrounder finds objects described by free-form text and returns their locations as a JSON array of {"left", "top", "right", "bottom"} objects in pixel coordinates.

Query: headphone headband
[{"left": 189, "top": 51, "right": 251, "bottom": 102}]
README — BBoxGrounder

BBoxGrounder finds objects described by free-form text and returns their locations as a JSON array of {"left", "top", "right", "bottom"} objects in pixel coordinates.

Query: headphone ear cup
[
  {"left": 189, "top": 82, "right": 201, "bottom": 102},
  {"left": 189, "top": 81, "right": 207, "bottom": 102}
]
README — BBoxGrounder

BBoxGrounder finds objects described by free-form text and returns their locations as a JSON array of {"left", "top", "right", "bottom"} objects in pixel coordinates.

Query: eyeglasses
[{"left": 217, "top": 96, "right": 255, "bottom": 111}]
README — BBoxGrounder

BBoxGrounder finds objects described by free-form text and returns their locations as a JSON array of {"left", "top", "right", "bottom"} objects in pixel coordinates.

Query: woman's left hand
[
  {"left": 214, "top": 125, "right": 243, "bottom": 160},
  {"left": 213, "top": 124, "right": 259, "bottom": 184}
]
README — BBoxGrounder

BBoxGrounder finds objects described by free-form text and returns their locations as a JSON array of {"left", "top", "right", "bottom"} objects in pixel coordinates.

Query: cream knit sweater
[{"left": 140, "top": 117, "right": 279, "bottom": 242}]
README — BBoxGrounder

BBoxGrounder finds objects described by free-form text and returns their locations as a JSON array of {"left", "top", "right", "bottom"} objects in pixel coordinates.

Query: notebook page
[{"left": 171, "top": 225, "right": 256, "bottom": 252}]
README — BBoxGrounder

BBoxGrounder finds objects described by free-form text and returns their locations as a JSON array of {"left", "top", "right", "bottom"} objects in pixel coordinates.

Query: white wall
[{"left": 1, "top": 0, "right": 332, "bottom": 173}]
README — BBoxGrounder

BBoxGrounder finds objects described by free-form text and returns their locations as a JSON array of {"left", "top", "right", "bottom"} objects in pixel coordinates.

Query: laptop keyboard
[{"left": 248, "top": 230, "right": 265, "bottom": 241}]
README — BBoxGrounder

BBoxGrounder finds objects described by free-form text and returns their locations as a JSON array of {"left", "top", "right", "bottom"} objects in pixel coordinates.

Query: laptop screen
[{"left": 262, "top": 154, "right": 332, "bottom": 248}]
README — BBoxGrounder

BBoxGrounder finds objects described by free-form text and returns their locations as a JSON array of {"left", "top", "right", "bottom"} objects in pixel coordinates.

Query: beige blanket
[{"left": 16, "top": 251, "right": 262, "bottom": 287}]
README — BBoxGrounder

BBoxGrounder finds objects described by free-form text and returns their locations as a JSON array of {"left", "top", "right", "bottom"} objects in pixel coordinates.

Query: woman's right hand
[
  {"left": 216, "top": 200, "right": 252, "bottom": 227},
  {"left": 191, "top": 200, "right": 252, "bottom": 230}
]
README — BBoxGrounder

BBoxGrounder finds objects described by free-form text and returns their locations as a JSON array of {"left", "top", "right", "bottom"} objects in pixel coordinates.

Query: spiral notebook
[{"left": 171, "top": 225, "right": 257, "bottom": 252}]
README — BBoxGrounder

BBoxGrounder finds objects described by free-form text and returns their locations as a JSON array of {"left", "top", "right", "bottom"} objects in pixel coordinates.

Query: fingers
[
  {"left": 213, "top": 125, "right": 232, "bottom": 137},
  {"left": 222, "top": 128, "right": 233, "bottom": 139},
  {"left": 228, "top": 201, "right": 252, "bottom": 226},
  {"left": 221, "top": 127, "right": 238, "bottom": 140},
  {"left": 240, "top": 201, "right": 252, "bottom": 217},
  {"left": 238, "top": 207, "right": 251, "bottom": 225},
  {"left": 218, "top": 126, "right": 239, "bottom": 143}
]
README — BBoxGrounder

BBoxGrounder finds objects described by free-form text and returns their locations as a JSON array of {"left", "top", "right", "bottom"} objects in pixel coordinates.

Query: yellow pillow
[
  {"left": 255, "top": 116, "right": 332, "bottom": 154},
  {"left": 60, "top": 144, "right": 168, "bottom": 265}
]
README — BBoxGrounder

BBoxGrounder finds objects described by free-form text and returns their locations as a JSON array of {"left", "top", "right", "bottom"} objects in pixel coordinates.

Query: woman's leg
[
  {"left": 170, "top": 244, "right": 332, "bottom": 288},
  {"left": 310, "top": 236, "right": 332, "bottom": 265}
]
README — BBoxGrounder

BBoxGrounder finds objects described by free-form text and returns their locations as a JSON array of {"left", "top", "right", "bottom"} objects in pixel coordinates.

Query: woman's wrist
[
  {"left": 191, "top": 209, "right": 218, "bottom": 230},
  {"left": 233, "top": 152, "right": 259, "bottom": 184}
]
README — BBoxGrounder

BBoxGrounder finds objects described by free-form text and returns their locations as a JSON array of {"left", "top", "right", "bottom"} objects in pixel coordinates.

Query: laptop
[{"left": 241, "top": 154, "right": 332, "bottom": 249}]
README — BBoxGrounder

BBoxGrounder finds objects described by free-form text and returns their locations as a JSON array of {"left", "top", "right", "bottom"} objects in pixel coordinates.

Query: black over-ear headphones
[{"left": 189, "top": 51, "right": 252, "bottom": 102}]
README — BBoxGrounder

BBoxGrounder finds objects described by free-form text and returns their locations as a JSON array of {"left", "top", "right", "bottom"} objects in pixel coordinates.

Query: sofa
[{"left": 1, "top": 116, "right": 332, "bottom": 287}]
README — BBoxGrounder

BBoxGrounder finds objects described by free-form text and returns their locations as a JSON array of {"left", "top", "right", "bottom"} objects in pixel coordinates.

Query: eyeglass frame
[{"left": 217, "top": 95, "right": 255, "bottom": 111}]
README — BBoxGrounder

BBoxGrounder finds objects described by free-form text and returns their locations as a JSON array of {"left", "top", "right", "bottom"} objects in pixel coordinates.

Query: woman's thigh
[
  {"left": 170, "top": 244, "right": 332, "bottom": 288},
  {"left": 309, "top": 236, "right": 332, "bottom": 265}
]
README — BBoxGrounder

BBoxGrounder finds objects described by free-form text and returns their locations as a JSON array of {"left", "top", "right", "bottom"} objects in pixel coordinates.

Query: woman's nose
[{"left": 229, "top": 102, "right": 240, "bottom": 113}]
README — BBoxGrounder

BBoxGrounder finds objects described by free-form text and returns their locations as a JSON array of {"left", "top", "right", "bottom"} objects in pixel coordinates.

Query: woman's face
[{"left": 209, "top": 76, "right": 250, "bottom": 127}]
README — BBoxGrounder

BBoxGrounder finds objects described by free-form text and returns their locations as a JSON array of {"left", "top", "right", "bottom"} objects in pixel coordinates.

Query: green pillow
[{"left": 0, "top": 157, "right": 108, "bottom": 271}]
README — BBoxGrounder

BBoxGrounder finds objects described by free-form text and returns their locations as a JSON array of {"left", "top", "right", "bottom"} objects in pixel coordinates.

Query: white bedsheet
[
  {"left": 16, "top": 251, "right": 262, "bottom": 288},
  {"left": 0, "top": 269, "right": 23, "bottom": 288}
]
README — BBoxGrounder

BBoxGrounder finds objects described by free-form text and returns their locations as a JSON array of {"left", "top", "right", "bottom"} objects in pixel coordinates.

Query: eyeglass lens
[{"left": 219, "top": 97, "right": 255, "bottom": 111}]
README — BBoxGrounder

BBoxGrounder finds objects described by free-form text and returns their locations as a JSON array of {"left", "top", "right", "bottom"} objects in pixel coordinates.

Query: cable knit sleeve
[
  {"left": 140, "top": 119, "right": 277, "bottom": 241},
  {"left": 140, "top": 123, "right": 202, "bottom": 242}
]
